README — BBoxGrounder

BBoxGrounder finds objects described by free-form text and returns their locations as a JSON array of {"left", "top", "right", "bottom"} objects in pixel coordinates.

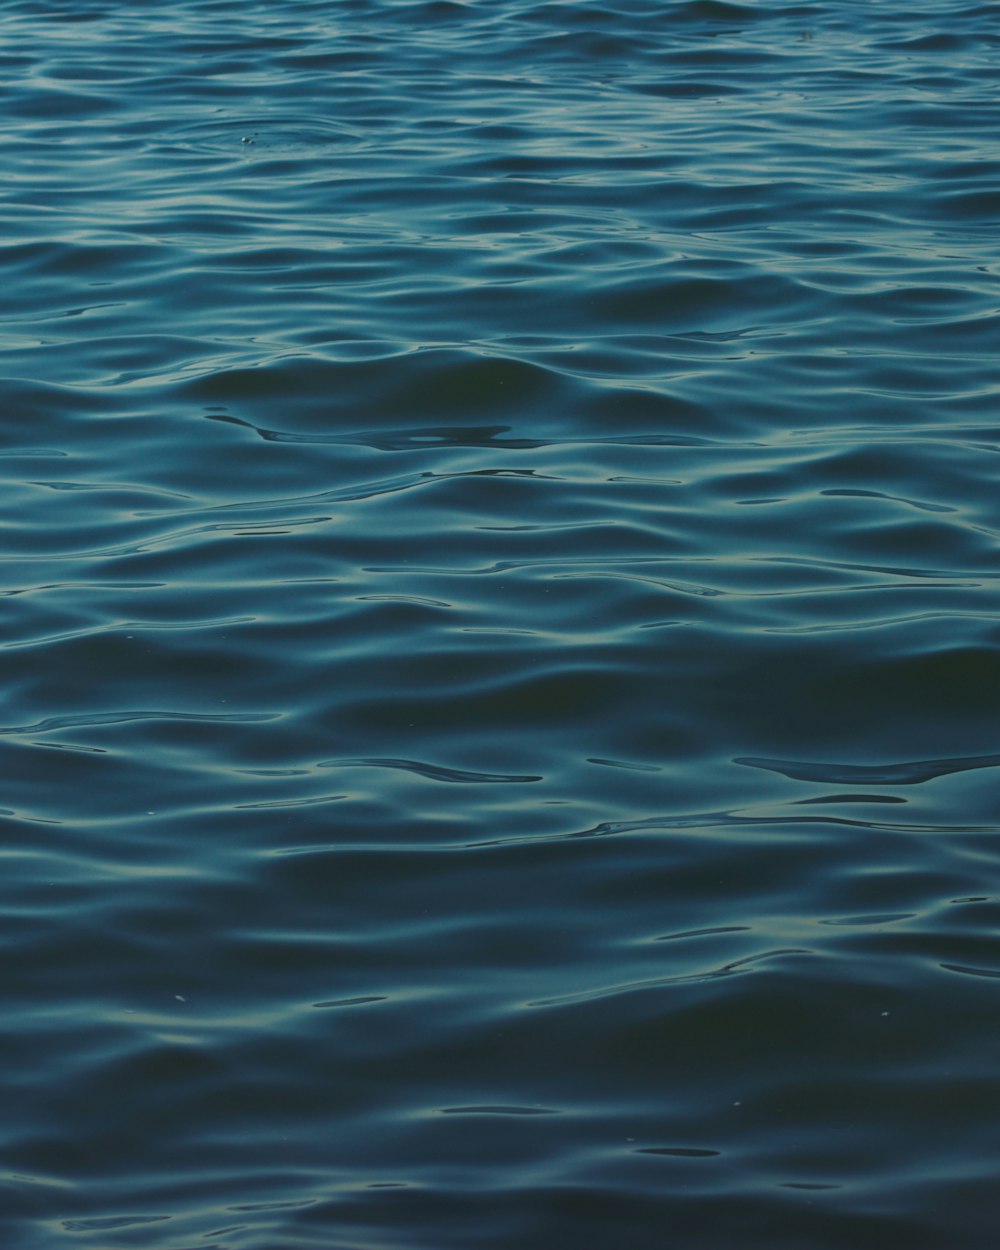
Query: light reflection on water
[{"left": 3, "top": 0, "right": 1000, "bottom": 1247}]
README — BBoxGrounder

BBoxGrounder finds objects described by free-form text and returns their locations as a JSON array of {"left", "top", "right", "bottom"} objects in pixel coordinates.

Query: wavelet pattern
[{"left": 2, "top": 1, "right": 1000, "bottom": 1247}]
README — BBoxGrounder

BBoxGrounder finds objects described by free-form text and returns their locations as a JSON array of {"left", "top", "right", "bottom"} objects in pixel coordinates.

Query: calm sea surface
[{"left": 3, "top": 1, "right": 1000, "bottom": 1246}]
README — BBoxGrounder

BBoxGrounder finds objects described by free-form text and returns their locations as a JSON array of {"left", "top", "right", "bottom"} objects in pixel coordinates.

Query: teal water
[{"left": 3, "top": 1, "right": 1000, "bottom": 1246}]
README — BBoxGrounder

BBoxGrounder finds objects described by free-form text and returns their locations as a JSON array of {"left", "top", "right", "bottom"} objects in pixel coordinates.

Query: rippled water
[{"left": 3, "top": 1, "right": 1000, "bottom": 1246}]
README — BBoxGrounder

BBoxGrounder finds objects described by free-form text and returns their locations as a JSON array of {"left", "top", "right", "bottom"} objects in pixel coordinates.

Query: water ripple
[
  {"left": 4, "top": 0, "right": 1000, "bottom": 1246},
  {"left": 318, "top": 758, "right": 543, "bottom": 784},
  {"left": 736, "top": 753, "right": 1000, "bottom": 786}
]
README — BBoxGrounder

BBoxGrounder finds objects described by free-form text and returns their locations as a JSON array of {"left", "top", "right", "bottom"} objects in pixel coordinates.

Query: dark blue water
[{"left": 3, "top": 1, "right": 1000, "bottom": 1245}]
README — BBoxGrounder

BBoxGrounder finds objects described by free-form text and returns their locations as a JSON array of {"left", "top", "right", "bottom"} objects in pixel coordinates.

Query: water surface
[{"left": 3, "top": 1, "right": 1000, "bottom": 1246}]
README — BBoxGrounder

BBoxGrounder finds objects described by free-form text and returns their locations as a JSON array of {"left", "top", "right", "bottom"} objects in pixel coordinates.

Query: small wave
[
  {"left": 318, "top": 758, "right": 542, "bottom": 784},
  {"left": 62, "top": 1216, "right": 169, "bottom": 1232},
  {"left": 635, "top": 1146, "right": 721, "bottom": 1158},
  {"left": 312, "top": 996, "right": 388, "bottom": 1009},
  {"left": 0, "top": 709, "right": 280, "bottom": 736},
  {"left": 438, "top": 1105, "right": 557, "bottom": 1116},
  {"left": 735, "top": 753, "right": 1000, "bottom": 786},
  {"left": 529, "top": 949, "right": 812, "bottom": 1006},
  {"left": 655, "top": 926, "right": 752, "bottom": 942},
  {"left": 940, "top": 963, "right": 1000, "bottom": 980}
]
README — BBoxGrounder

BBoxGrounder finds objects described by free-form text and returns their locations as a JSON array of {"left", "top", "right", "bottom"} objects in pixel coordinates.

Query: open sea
[{"left": 3, "top": 0, "right": 1000, "bottom": 1246}]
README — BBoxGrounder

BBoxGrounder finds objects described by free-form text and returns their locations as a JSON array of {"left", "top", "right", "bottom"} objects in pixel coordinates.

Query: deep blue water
[{"left": 3, "top": 1, "right": 1000, "bottom": 1246}]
